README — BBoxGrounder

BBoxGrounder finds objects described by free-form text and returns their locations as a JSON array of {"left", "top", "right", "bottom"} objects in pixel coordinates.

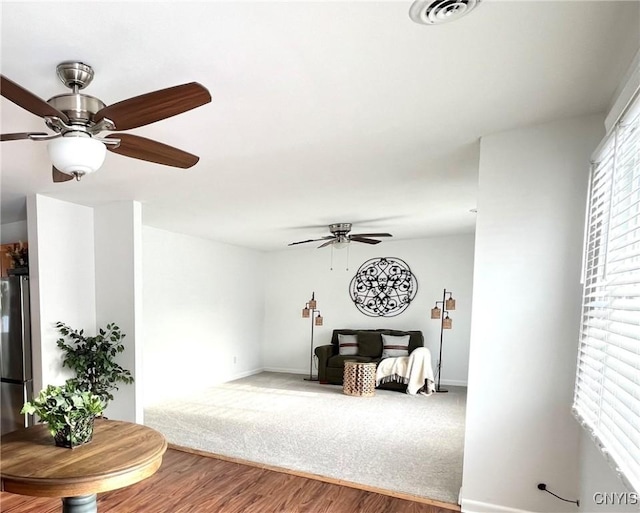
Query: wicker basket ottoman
[{"left": 343, "top": 361, "right": 376, "bottom": 397}]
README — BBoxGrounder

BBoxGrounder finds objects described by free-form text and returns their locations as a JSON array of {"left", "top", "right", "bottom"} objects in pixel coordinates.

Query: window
[{"left": 573, "top": 94, "right": 640, "bottom": 493}]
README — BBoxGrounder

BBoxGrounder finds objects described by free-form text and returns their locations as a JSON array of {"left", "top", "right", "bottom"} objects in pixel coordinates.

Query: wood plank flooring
[{"left": 1, "top": 448, "right": 460, "bottom": 513}]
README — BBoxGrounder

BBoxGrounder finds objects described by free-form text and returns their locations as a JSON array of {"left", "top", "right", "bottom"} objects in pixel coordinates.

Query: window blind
[{"left": 573, "top": 99, "right": 640, "bottom": 493}]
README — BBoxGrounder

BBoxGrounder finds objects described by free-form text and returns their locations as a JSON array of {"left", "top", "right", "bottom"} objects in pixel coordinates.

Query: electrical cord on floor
[{"left": 537, "top": 483, "right": 579, "bottom": 507}]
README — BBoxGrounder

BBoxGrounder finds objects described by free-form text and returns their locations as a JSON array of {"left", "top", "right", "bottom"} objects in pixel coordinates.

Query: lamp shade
[{"left": 47, "top": 134, "right": 106, "bottom": 176}]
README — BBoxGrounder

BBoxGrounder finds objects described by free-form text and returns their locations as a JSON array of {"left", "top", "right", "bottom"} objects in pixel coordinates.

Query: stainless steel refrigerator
[{"left": 1, "top": 275, "right": 33, "bottom": 435}]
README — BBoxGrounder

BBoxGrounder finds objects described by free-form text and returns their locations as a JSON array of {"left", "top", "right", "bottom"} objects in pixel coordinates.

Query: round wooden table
[
  {"left": 1, "top": 419, "right": 167, "bottom": 513},
  {"left": 343, "top": 361, "right": 377, "bottom": 397}
]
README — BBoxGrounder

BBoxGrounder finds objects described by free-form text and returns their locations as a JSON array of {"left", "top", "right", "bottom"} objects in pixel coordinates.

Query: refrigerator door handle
[
  {"left": 21, "top": 276, "right": 32, "bottom": 381},
  {"left": 1, "top": 377, "right": 23, "bottom": 385}
]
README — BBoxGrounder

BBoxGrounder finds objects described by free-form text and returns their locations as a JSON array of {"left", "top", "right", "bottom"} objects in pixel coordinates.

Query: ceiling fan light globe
[
  {"left": 333, "top": 241, "right": 349, "bottom": 250},
  {"left": 47, "top": 134, "right": 106, "bottom": 176}
]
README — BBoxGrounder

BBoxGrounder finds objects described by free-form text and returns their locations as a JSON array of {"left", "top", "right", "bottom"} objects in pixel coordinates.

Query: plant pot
[{"left": 54, "top": 416, "right": 95, "bottom": 449}]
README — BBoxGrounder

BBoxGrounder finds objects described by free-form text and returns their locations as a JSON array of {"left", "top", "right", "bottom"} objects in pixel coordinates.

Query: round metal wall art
[{"left": 348, "top": 257, "right": 418, "bottom": 317}]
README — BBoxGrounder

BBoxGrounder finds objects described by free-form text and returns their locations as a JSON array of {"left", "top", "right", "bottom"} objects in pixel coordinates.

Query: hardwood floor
[{"left": 1, "top": 449, "right": 459, "bottom": 513}]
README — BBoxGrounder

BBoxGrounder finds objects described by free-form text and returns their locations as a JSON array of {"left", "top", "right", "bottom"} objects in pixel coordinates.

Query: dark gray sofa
[{"left": 314, "top": 329, "right": 424, "bottom": 391}]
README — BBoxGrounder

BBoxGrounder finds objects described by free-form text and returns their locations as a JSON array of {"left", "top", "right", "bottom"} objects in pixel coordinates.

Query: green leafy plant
[
  {"left": 56, "top": 321, "right": 134, "bottom": 408},
  {"left": 21, "top": 383, "right": 103, "bottom": 447}
]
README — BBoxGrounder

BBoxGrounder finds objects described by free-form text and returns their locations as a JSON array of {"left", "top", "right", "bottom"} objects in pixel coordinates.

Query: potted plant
[
  {"left": 55, "top": 322, "right": 134, "bottom": 409},
  {"left": 21, "top": 383, "right": 103, "bottom": 448},
  {"left": 5, "top": 241, "right": 28, "bottom": 275}
]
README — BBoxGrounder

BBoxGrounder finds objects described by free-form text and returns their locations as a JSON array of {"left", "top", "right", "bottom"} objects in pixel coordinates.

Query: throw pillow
[
  {"left": 356, "top": 331, "right": 383, "bottom": 357},
  {"left": 381, "top": 334, "right": 410, "bottom": 358},
  {"left": 338, "top": 334, "right": 358, "bottom": 356}
]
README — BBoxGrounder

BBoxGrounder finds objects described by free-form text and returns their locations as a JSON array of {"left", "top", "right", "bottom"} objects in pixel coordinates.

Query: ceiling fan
[
  {"left": 289, "top": 223, "right": 393, "bottom": 249},
  {"left": 1, "top": 61, "right": 211, "bottom": 182}
]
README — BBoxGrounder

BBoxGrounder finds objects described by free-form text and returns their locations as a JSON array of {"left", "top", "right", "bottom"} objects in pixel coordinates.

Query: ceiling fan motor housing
[
  {"left": 47, "top": 94, "right": 106, "bottom": 125},
  {"left": 48, "top": 62, "right": 105, "bottom": 127},
  {"left": 329, "top": 223, "right": 352, "bottom": 236}
]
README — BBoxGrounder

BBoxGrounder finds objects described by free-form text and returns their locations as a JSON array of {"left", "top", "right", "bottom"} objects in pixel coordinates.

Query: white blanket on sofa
[{"left": 375, "top": 347, "right": 436, "bottom": 395}]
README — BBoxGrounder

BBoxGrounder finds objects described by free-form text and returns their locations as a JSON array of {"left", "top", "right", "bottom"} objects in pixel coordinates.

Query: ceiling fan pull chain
[
  {"left": 346, "top": 243, "right": 350, "bottom": 271},
  {"left": 330, "top": 245, "right": 334, "bottom": 271}
]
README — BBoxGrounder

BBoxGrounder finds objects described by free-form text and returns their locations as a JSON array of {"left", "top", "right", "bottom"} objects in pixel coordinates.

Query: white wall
[
  {"left": 26, "top": 197, "right": 142, "bottom": 422},
  {"left": 579, "top": 431, "right": 638, "bottom": 512},
  {"left": 460, "top": 114, "right": 604, "bottom": 513},
  {"left": 94, "top": 201, "right": 142, "bottom": 422},
  {"left": 142, "top": 226, "right": 265, "bottom": 405},
  {"left": 0, "top": 220, "right": 27, "bottom": 244},
  {"left": 263, "top": 234, "right": 475, "bottom": 386},
  {"left": 27, "top": 195, "right": 96, "bottom": 394}
]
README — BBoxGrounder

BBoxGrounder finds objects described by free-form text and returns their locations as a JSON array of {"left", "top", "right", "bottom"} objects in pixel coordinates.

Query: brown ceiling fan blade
[
  {"left": 1, "top": 75, "right": 69, "bottom": 122},
  {"left": 350, "top": 236, "right": 381, "bottom": 245},
  {"left": 105, "top": 134, "right": 199, "bottom": 168},
  {"left": 288, "top": 238, "right": 328, "bottom": 246},
  {"left": 94, "top": 82, "right": 211, "bottom": 131},
  {"left": 318, "top": 239, "right": 338, "bottom": 248},
  {"left": 349, "top": 233, "right": 392, "bottom": 238},
  {"left": 52, "top": 167, "right": 74, "bottom": 183},
  {"left": 1, "top": 132, "right": 48, "bottom": 141}
]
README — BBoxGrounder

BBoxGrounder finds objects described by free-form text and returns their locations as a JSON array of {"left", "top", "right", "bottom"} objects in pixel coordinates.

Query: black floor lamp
[
  {"left": 431, "top": 288, "right": 455, "bottom": 393},
  {"left": 301, "top": 292, "right": 323, "bottom": 381}
]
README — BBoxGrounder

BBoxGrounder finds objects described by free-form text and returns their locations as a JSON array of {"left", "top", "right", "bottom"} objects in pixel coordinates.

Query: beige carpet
[{"left": 144, "top": 372, "right": 466, "bottom": 505}]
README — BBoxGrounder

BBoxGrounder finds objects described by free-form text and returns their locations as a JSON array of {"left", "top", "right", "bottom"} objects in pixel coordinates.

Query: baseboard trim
[
  {"left": 262, "top": 366, "right": 308, "bottom": 375},
  {"left": 227, "top": 368, "right": 263, "bottom": 381},
  {"left": 170, "top": 443, "right": 461, "bottom": 512},
  {"left": 461, "top": 499, "right": 534, "bottom": 513},
  {"left": 260, "top": 368, "right": 468, "bottom": 387},
  {"left": 440, "top": 379, "right": 468, "bottom": 387}
]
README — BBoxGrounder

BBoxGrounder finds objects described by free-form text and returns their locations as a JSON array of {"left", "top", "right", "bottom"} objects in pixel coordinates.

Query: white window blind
[{"left": 573, "top": 97, "right": 640, "bottom": 493}]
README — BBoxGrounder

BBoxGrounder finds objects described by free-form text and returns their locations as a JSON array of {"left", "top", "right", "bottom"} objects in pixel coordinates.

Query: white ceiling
[{"left": 1, "top": 1, "right": 638, "bottom": 250}]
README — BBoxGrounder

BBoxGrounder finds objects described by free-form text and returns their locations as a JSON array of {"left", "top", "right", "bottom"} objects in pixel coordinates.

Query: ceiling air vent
[{"left": 409, "top": 0, "right": 482, "bottom": 25}]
